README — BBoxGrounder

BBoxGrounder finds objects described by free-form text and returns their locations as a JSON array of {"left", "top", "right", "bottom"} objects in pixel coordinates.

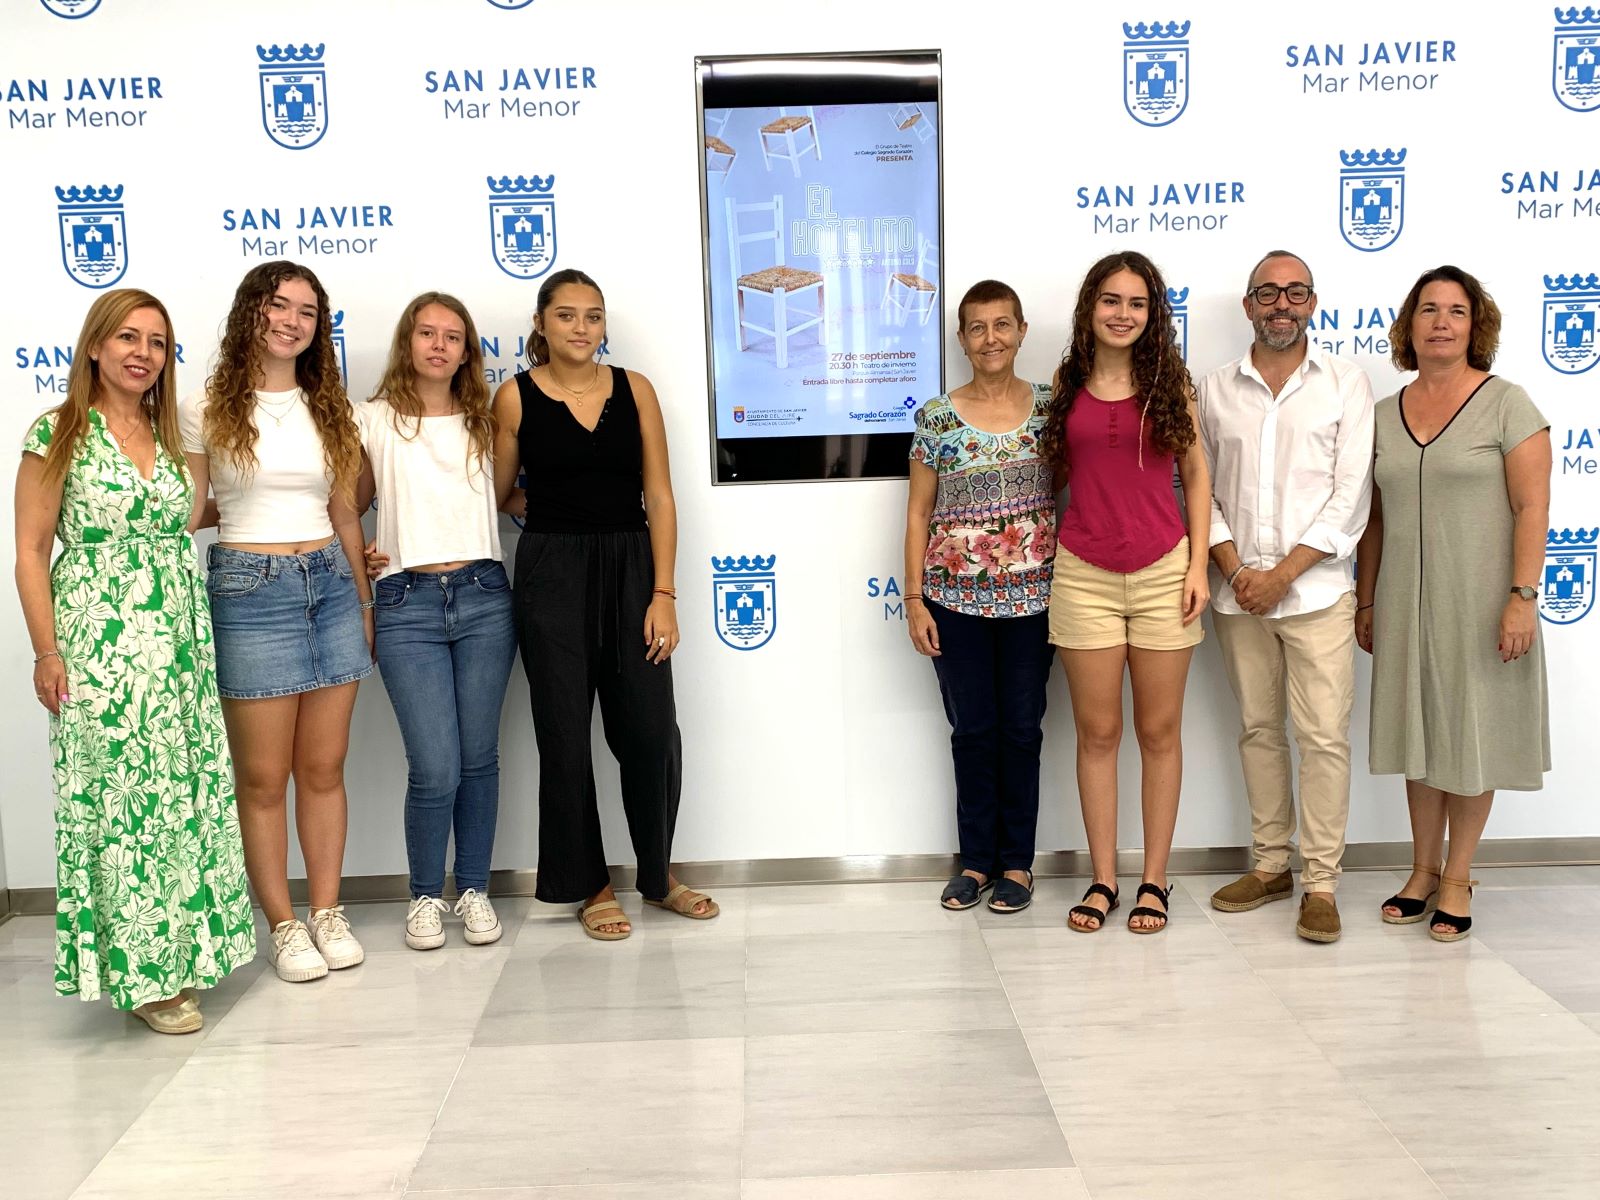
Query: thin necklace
[
  {"left": 97, "top": 406, "right": 146, "bottom": 447},
  {"left": 549, "top": 363, "right": 600, "bottom": 406},
  {"left": 256, "top": 390, "right": 299, "bottom": 426}
]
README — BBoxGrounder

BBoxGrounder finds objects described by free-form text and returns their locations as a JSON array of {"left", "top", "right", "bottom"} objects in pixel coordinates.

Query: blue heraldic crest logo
[
  {"left": 488, "top": 175, "right": 558, "bottom": 281},
  {"left": 1123, "top": 21, "right": 1190, "bottom": 127},
  {"left": 258, "top": 42, "right": 328, "bottom": 150},
  {"left": 1554, "top": 6, "right": 1600, "bottom": 112},
  {"left": 56, "top": 184, "right": 127, "bottom": 289},
  {"left": 1338, "top": 148, "right": 1406, "bottom": 253},
  {"left": 712, "top": 554, "right": 777, "bottom": 651},
  {"left": 40, "top": 0, "right": 101, "bottom": 17},
  {"left": 1543, "top": 273, "right": 1600, "bottom": 374},
  {"left": 1542, "top": 527, "right": 1597, "bottom": 624},
  {"left": 330, "top": 310, "right": 349, "bottom": 384},
  {"left": 1167, "top": 286, "right": 1189, "bottom": 359}
]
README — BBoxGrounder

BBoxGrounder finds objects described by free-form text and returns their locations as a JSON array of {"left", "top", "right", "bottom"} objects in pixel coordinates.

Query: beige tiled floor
[{"left": 4, "top": 867, "right": 1600, "bottom": 1198}]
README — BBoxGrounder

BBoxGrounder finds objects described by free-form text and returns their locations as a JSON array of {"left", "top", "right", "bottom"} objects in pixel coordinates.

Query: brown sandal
[
  {"left": 643, "top": 883, "right": 719, "bottom": 920},
  {"left": 578, "top": 899, "right": 632, "bottom": 941}
]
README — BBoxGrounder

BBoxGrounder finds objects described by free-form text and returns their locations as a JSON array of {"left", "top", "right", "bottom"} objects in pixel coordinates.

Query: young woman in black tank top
[{"left": 490, "top": 268, "right": 717, "bottom": 939}]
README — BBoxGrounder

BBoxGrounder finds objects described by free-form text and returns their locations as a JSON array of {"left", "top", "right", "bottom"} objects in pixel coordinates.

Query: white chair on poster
[
  {"left": 705, "top": 109, "right": 732, "bottom": 138},
  {"left": 725, "top": 194, "right": 826, "bottom": 369},
  {"left": 882, "top": 236, "right": 939, "bottom": 326},
  {"left": 759, "top": 105, "right": 821, "bottom": 178},
  {"left": 705, "top": 135, "right": 736, "bottom": 180},
  {"left": 890, "top": 103, "right": 935, "bottom": 144}
]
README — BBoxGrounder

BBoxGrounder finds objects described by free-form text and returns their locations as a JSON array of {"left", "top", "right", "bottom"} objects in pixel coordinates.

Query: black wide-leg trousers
[{"left": 513, "top": 529, "right": 683, "bottom": 904}]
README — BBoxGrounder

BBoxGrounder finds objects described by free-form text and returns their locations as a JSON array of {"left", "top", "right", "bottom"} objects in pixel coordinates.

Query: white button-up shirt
[{"left": 1196, "top": 341, "right": 1376, "bottom": 618}]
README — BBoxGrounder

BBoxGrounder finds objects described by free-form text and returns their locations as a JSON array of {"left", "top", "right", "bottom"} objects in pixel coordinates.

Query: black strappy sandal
[
  {"left": 1127, "top": 881, "right": 1173, "bottom": 934},
  {"left": 1067, "top": 882, "right": 1120, "bottom": 932},
  {"left": 987, "top": 870, "right": 1034, "bottom": 914},
  {"left": 940, "top": 873, "right": 993, "bottom": 911},
  {"left": 1428, "top": 874, "right": 1477, "bottom": 943},
  {"left": 1381, "top": 864, "right": 1441, "bottom": 925}
]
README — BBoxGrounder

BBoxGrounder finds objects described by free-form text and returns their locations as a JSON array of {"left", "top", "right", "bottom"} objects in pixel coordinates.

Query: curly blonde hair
[{"left": 203, "top": 261, "right": 360, "bottom": 502}]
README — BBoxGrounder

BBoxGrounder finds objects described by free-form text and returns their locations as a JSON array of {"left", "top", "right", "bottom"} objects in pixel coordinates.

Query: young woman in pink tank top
[{"left": 1039, "top": 251, "right": 1212, "bottom": 935}]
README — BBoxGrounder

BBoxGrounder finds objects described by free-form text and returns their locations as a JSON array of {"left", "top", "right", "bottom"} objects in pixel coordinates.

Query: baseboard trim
[{"left": 2, "top": 837, "right": 1597, "bottom": 918}]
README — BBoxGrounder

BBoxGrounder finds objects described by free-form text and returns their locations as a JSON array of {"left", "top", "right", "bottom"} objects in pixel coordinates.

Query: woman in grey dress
[{"left": 1355, "top": 266, "right": 1551, "bottom": 942}]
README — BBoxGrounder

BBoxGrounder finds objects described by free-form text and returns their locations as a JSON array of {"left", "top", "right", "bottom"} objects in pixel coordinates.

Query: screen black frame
[{"left": 695, "top": 50, "right": 943, "bottom": 485}]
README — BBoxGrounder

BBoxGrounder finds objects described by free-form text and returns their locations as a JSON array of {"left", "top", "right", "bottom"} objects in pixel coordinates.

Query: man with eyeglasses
[{"left": 1196, "top": 250, "right": 1376, "bottom": 943}]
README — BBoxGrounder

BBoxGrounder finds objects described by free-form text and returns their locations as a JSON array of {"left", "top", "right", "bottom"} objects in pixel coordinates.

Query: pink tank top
[{"left": 1057, "top": 389, "right": 1185, "bottom": 573}]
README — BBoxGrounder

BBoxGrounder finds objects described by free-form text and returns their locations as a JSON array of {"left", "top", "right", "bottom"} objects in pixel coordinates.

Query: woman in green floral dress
[{"left": 13, "top": 289, "right": 255, "bottom": 1034}]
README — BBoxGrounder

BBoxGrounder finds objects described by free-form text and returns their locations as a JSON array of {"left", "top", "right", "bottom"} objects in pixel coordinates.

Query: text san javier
[
  {"left": 1499, "top": 168, "right": 1600, "bottom": 221},
  {"left": 6, "top": 75, "right": 162, "bottom": 131},
  {"left": 423, "top": 66, "right": 597, "bottom": 121},
  {"left": 222, "top": 205, "right": 394, "bottom": 258},
  {"left": 1286, "top": 39, "right": 1456, "bottom": 94},
  {"left": 1074, "top": 179, "right": 1246, "bottom": 235}
]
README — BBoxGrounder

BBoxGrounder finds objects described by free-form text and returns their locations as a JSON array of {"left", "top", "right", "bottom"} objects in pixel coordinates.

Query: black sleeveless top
[{"left": 515, "top": 365, "right": 647, "bottom": 533}]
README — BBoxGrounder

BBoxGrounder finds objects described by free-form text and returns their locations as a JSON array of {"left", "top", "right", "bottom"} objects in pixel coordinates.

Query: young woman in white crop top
[
  {"left": 179, "top": 261, "right": 372, "bottom": 984},
  {"left": 355, "top": 293, "right": 516, "bottom": 951}
]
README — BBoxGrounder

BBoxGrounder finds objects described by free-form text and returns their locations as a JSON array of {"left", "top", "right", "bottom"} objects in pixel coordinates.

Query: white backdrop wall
[{"left": 3, "top": 1, "right": 1597, "bottom": 891}]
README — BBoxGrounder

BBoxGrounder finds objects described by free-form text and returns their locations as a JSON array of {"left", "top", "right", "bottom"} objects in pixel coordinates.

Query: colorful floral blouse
[{"left": 909, "top": 383, "right": 1056, "bottom": 618}]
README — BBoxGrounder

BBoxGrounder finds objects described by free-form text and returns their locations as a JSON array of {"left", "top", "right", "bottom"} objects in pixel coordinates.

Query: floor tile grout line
[{"left": 976, "top": 904, "right": 1086, "bottom": 1172}]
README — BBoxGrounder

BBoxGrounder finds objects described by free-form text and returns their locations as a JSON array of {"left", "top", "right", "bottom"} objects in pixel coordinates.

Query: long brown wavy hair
[
  {"left": 40, "top": 289, "right": 182, "bottom": 486},
  {"left": 203, "top": 261, "right": 360, "bottom": 501},
  {"left": 526, "top": 268, "right": 604, "bottom": 367},
  {"left": 368, "top": 292, "right": 494, "bottom": 468},
  {"left": 1039, "top": 251, "right": 1195, "bottom": 475}
]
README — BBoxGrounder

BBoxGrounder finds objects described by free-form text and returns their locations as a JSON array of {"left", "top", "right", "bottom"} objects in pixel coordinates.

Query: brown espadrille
[
  {"left": 1210, "top": 870, "right": 1293, "bottom": 912},
  {"left": 1296, "top": 893, "right": 1342, "bottom": 943}
]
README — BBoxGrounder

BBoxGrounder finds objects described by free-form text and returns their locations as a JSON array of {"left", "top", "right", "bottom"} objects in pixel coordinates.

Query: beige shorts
[{"left": 1048, "top": 537, "right": 1204, "bottom": 651}]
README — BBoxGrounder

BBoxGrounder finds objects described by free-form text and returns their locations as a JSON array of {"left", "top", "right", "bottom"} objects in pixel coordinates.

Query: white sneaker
[
  {"left": 406, "top": 896, "right": 449, "bottom": 950},
  {"left": 269, "top": 918, "right": 328, "bottom": 983},
  {"left": 455, "top": 888, "right": 503, "bottom": 945},
  {"left": 308, "top": 904, "right": 365, "bottom": 970}
]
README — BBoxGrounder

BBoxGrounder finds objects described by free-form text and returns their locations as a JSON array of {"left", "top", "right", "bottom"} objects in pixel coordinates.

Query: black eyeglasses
[{"left": 1248, "top": 283, "right": 1314, "bottom": 305}]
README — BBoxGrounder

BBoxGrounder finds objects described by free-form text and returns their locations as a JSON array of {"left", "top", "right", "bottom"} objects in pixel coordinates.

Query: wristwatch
[{"left": 1510, "top": 584, "right": 1538, "bottom": 601}]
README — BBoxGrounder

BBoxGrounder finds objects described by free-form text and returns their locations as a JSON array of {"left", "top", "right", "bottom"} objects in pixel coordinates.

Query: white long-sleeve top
[{"left": 1196, "top": 340, "right": 1376, "bottom": 618}]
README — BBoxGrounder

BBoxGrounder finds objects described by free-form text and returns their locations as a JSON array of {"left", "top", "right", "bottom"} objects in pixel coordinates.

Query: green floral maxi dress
[{"left": 25, "top": 410, "right": 256, "bottom": 1010}]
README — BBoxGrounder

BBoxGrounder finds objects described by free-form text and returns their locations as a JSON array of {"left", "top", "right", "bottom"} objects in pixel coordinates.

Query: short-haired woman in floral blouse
[{"left": 904, "top": 279, "right": 1056, "bottom": 914}]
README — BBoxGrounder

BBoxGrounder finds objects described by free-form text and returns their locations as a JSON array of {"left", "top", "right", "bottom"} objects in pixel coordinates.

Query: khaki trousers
[{"left": 1212, "top": 592, "right": 1356, "bottom": 893}]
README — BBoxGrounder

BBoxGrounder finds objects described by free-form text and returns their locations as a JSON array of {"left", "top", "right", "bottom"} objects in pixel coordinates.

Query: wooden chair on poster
[
  {"left": 705, "top": 135, "right": 736, "bottom": 179},
  {"left": 759, "top": 106, "right": 821, "bottom": 178},
  {"left": 882, "top": 235, "right": 939, "bottom": 326},
  {"left": 725, "top": 194, "right": 826, "bottom": 369},
  {"left": 891, "top": 102, "right": 935, "bottom": 143}
]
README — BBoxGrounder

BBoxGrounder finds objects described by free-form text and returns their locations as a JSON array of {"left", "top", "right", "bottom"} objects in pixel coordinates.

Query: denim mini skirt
[{"left": 206, "top": 542, "right": 374, "bottom": 699}]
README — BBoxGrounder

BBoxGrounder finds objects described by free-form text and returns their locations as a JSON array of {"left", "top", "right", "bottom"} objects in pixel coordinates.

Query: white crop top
[
  {"left": 179, "top": 388, "right": 336, "bottom": 544},
  {"left": 355, "top": 401, "right": 502, "bottom": 580}
]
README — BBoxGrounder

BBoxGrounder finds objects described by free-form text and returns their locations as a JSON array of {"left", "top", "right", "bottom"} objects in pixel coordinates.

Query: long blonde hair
[
  {"left": 40, "top": 289, "right": 182, "bottom": 485},
  {"left": 368, "top": 292, "right": 494, "bottom": 467},
  {"left": 202, "top": 260, "right": 361, "bottom": 502}
]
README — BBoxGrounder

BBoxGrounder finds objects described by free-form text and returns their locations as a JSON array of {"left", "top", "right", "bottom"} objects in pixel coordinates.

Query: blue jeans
[
  {"left": 927, "top": 603, "right": 1054, "bottom": 875},
  {"left": 374, "top": 561, "right": 517, "bottom": 897}
]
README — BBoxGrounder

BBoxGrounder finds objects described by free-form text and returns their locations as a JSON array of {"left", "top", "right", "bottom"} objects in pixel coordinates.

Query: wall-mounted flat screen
[{"left": 697, "top": 51, "right": 942, "bottom": 484}]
